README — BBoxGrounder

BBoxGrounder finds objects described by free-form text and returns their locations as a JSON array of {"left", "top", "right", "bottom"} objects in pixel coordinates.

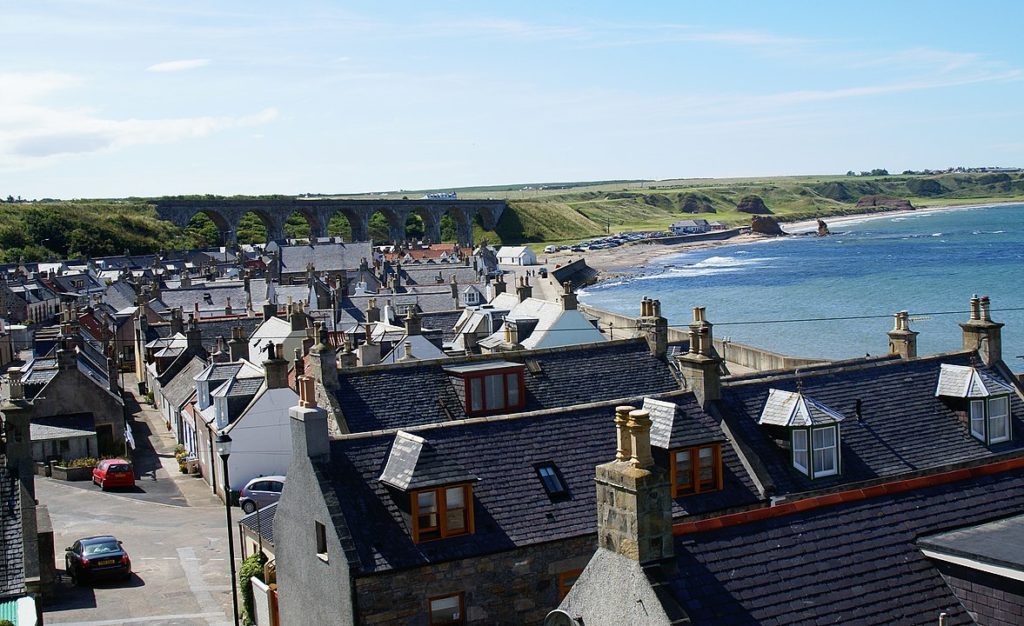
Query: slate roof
[
  {"left": 917, "top": 511, "right": 1024, "bottom": 572},
  {"left": 718, "top": 351, "right": 1024, "bottom": 496},
  {"left": 935, "top": 363, "right": 1014, "bottom": 398},
  {"left": 318, "top": 393, "right": 759, "bottom": 575},
  {"left": 644, "top": 398, "right": 723, "bottom": 449},
  {"left": 239, "top": 503, "right": 277, "bottom": 547},
  {"left": 157, "top": 284, "right": 249, "bottom": 316},
  {"left": 162, "top": 357, "right": 207, "bottom": 410},
  {"left": 0, "top": 468, "right": 23, "bottom": 601},
  {"left": 31, "top": 414, "right": 96, "bottom": 440},
  {"left": 420, "top": 310, "right": 464, "bottom": 343},
  {"left": 275, "top": 241, "right": 371, "bottom": 274},
  {"left": 333, "top": 338, "right": 681, "bottom": 433},
  {"left": 378, "top": 431, "right": 479, "bottom": 490},
  {"left": 757, "top": 389, "right": 845, "bottom": 427},
  {"left": 662, "top": 469, "right": 1024, "bottom": 626}
]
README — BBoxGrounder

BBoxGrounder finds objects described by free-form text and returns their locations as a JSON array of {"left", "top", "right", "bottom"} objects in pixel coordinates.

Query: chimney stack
[
  {"left": 515, "top": 276, "right": 533, "bottom": 302},
  {"left": 887, "top": 310, "right": 919, "bottom": 359},
  {"left": 366, "top": 298, "right": 381, "bottom": 324},
  {"left": 293, "top": 347, "right": 305, "bottom": 383},
  {"left": 404, "top": 307, "right": 422, "bottom": 336},
  {"left": 224, "top": 297, "right": 233, "bottom": 316},
  {"left": 5, "top": 367, "right": 24, "bottom": 401},
  {"left": 185, "top": 314, "right": 202, "bottom": 352},
  {"left": 290, "top": 375, "right": 329, "bottom": 461},
  {"left": 960, "top": 294, "right": 1004, "bottom": 365},
  {"left": 595, "top": 407, "right": 673, "bottom": 564},
  {"left": 228, "top": 326, "right": 249, "bottom": 361},
  {"left": 263, "top": 343, "right": 289, "bottom": 389},
  {"left": 560, "top": 281, "right": 578, "bottom": 311},
  {"left": 676, "top": 306, "right": 721, "bottom": 408},
  {"left": 492, "top": 272, "right": 507, "bottom": 298},
  {"left": 310, "top": 322, "right": 339, "bottom": 390},
  {"left": 170, "top": 307, "right": 184, "bottom": 335},
  {"left": 211, "top": 336, "right": 230, "bottom": 363},
  {"left": 338, "top": 337, "right": 357, "bottom": 369},
  {"left": 638, "top": 297, "right": 668, "bottom": 358}
]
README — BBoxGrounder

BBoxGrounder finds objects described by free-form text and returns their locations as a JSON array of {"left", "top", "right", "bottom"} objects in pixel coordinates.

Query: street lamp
[{"left": 216, "top": 432, "right": 240, "bottom": 626}]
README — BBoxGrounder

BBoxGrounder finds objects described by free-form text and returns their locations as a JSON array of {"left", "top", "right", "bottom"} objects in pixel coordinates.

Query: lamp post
[{"left": 216, "top": 432, "right": 240, "bottom": 626}]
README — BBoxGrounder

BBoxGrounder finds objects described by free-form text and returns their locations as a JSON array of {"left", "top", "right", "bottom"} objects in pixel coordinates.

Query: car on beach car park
[
  {"left": 65, "top": 535, "right": 132, "bottom": 584},
  {"left": 239, "top": 475, "right": 286, "bottom": 513},
  {"left": 92, "top": 459, "right": 135, "bottom": 491}
]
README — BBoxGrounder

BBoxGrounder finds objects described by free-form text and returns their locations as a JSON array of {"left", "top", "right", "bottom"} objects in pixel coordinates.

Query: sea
[{"left": 578, "top": 203, "right": 1024, "bottom": 366}]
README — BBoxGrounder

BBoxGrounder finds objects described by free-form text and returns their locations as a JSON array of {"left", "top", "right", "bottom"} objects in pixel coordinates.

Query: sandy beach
[{"left": 544, "top": 200, "right": 1023, "bottom": 277}]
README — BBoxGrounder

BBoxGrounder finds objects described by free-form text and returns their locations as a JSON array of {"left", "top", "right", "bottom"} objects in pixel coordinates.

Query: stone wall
[{"left": 354, "top": 534, "right": 595, "bottom": 625}]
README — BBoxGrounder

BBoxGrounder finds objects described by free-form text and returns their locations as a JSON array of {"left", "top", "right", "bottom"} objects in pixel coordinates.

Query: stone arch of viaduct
[{"left": 153, "top": 198, "right": 507, "bottom": 246}]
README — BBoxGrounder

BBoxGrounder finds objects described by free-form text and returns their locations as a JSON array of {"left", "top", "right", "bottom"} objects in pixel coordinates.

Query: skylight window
[{"left": 535, "top": 463, "right": 568, "bottom": 499}]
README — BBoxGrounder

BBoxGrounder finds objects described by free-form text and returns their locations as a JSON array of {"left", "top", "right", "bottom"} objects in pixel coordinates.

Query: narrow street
[{"left": 40, "top": 378, "right": 240, "bottom": 626}]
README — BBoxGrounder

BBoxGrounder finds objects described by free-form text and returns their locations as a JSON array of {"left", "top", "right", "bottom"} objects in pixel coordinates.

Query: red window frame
[
  {"left": 670, "top": 444, "right": 723, "bottom": 497},
  {"left": 460, "top": 368, "right": 525, "bottom": 416}
]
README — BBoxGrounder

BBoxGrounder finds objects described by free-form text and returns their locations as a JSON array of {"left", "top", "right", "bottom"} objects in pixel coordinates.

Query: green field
[{"left": 2, "top": 171, "right": 1023, "bottom": 262}]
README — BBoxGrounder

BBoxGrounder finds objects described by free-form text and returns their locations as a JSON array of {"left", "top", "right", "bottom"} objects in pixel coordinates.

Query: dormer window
[
  {"left": 379, "top": 431, "right": 479, "bottom": 544},
  {"left": 937, "top": 364, "right": 1014, "bottom": 446},
  {"left": 444, "top": 362, "right": 526, "bottom": 416},
  {"left": 970, "top": 396, "right": 1010, "bottom": 444},
  {"left": 759, "top": 388, "right": 845, "bottom": 479},
  {"left": 411, "top": 484, "right": 474, "bottom": 543},
  {"left": 670, "top": 444, "right": 722, "bottom": 496}
]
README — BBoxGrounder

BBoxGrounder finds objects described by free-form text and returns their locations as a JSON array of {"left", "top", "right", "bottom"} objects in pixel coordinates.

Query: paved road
[{"left": 40, "top": 380, "right": 241, "bottom": 626}]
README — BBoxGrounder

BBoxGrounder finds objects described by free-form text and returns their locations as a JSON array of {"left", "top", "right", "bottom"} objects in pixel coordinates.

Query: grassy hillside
[{"left": 2, "top": 172, "right": 1023, "bottom": 262}]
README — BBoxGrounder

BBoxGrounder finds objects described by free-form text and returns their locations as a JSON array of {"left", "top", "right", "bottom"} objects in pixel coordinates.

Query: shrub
[
  {"left": 64, "top": 457, "right": 99, "bottom": 469},
  {"left": 239, "top": 551, "right": 268, "bottom": 625}
]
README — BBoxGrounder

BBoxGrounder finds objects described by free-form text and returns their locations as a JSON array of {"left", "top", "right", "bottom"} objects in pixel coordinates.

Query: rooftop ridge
[
  {"left": 331, "top": 389, "right": 694, "bottom": 442},
  {"left": 673, "top": 450, "right": 1024, "bottom": 536},
  {"left": 721, "top": 349, "right": 976, "bottom": 388},
  {"left": 338, "top": 336, "right": 649, "bottom": 376}
]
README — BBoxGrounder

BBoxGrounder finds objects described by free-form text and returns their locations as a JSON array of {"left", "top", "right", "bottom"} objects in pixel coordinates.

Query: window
[
  {"left": 315, "top": 521, "right": 328, "bottom": 561},
  {"left": 970, "top": 395, "right": 1011, "bottom": 445},
  {"left": 428, "top": 593, "right": 464, "bottom": 625},
  {"left": 792, "top": 426, "right": 839, "bottom": 478},
  {"left": 558, "top": 568, "right": 584, "bottom": 600},
  {"left": 411, "top": 484, "right": 474, "bottom": 543},
  {"left": 462, "top": 370, "right": 524, "bottom": 416},
  {"left": 670, "top": 444, "right": 722, "bottom": 497},
  {"left": 792, "top": 430, "right": 808, "bottom": 474},
  {"left": 812, "top": 427, "right": 837, "bottom": 477},
  {"left": 535, "top": 463, "right": 568, "bottom": 499}
]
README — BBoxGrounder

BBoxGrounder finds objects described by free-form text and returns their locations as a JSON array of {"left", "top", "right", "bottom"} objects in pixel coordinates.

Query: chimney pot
[
  {"left": 627, "top": 409, "right": 654, "bottom": 469},
  {"left": 614, "top": 405, "right": 634, "bottom": 462}
]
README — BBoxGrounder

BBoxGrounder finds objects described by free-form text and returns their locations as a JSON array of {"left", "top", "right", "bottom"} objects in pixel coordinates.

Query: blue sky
[{"left": 3, "top": 1, "right": 1024, "bottom": 198}]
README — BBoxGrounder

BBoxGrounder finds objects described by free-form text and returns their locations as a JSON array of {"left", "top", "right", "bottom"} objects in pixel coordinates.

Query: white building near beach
[{"left": 496, "top": 246, "right": 537, "bottom": 266}]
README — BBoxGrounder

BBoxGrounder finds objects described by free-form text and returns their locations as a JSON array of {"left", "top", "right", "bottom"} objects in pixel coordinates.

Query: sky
[{"left": 3, "top": 0, "right": 1024, "bottom": 199}]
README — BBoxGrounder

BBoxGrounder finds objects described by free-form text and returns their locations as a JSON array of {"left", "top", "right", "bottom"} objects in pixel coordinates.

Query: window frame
[
  {"left": 459, "top": 367, "right": 525, "bottom": 417},
  {"left": 315, "top": 521, "right": 328, "bottom": 562},
  {"left": 427, "top": 592, "right": 465, "bottom": 626},
  {"left": 970, "top": 395, "right": 1012, "bottom": 445},
  {"left": 410, "top": 483, "right": 475, "bottom": 543},
  {"left": 534, "top": 462, "right": 569, "bottom": 500},
  {"left": 791, "top": 425, "right": 840, "bottom": 479},
  {"left": 558, "top": 568, "right": 584, "bottom": 600},
  {"left": 669, "top": 443, "right": 723, "bottom": 497}
]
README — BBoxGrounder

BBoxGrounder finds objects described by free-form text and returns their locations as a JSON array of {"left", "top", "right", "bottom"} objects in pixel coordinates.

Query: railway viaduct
[{"left": 152, "top": 197, "right": 507, "bottom": 246}]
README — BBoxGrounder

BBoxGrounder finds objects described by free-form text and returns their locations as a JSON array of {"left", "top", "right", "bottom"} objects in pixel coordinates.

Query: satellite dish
[{"left": 544, "top": 609, "right": 581, "bottom": 626}]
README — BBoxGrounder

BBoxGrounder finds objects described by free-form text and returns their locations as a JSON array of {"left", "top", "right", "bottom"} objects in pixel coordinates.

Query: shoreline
[{"left": 556, "top": 199, "right": 1024, "bottom": 279}]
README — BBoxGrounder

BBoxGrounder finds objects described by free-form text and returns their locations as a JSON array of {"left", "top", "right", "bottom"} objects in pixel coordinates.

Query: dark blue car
[{"left": 65, "top": 535, "right": 132, "bottom": 584}]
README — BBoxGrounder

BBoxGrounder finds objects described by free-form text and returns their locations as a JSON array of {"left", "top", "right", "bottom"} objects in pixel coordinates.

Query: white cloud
[
  {"left": 146, "top": 58, "right": 210, "bottom": 72},
  {"left": 0, "top": 72, "right": 277, "bottom": 168}
]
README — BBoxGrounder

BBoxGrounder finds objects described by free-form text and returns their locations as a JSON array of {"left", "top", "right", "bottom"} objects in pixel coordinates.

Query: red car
[{"left": 92, "top": 459, "right": 135, "bottom": 490}]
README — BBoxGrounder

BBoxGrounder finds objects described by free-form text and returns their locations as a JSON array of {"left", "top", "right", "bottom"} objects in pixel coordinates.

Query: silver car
[{"left": 238, "top": 475, "right": 286, "bottom": 513}]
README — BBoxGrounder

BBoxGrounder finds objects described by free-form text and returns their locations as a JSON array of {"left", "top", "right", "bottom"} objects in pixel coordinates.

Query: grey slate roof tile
[
  {"left": 718, "top": 352, "right": 1024, "bottom": 496},
  {"left": 664, "top": 470, "right": 1024, "bottom": 626},
  {"left": 0, "top": 467, "right": 24, "bottom": 601},
  {"left": 319, "top": 393, "right": 758, "bottom": 574},
  {"left": 239, "top": 502, "right": 277, "bottom": 546},
  {"left": 334, "top": 338, "right": 681, "bottom": 433}
]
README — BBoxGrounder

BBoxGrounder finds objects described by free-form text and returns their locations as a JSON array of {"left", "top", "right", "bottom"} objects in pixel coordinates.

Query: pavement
[{"left": 40, "top": 377, "right": 240, "bottom": 626}]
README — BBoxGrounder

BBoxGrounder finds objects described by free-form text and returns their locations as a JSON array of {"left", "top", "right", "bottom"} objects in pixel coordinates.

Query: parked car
[
  {"left": 543, "top": 245, "right": 557, "bottom": 253},
  {"left": 92, "top": 459, "right": 135, "bottom": 491},
  {"left": 239, "top": 475, "right": 286, "bottom": 513},
  {"left": 65, "top": 535, "right": 131, "bottom": 584}
]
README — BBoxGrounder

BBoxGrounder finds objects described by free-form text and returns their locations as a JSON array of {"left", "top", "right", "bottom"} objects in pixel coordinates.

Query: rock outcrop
[
  {"left": 750, "top": 215, "right": 785, "bottom": 236},
  {"left": 816, "top": 219, "right": 830, "bottom": 237},
  {"left": 736, "top": 195, "right": 772, "bottom": 214},
  {"left": 855, "top": 195, "right": 914, "bottom": 211}
]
